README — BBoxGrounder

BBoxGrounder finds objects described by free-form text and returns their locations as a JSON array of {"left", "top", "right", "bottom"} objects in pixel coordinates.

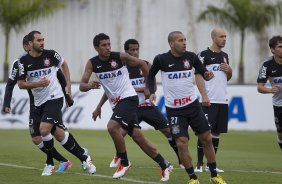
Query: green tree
[
  {"left": 0, "top": 0, "right": 64, "bottom": 81},
  {"left": 198, "top": 0, "right": 282, "bottom": 84}
]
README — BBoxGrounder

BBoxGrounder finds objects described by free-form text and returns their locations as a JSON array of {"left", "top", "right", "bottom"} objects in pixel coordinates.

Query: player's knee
[{"left": 175, "top": 137, "right": 188, "bottom": 149}]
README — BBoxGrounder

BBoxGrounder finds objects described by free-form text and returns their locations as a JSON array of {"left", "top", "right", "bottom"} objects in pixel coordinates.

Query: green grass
[{"left": 0, "top": 129, "right": 281, "bottom": 184}]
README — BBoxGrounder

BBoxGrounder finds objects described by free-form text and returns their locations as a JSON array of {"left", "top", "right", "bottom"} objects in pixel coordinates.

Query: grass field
[{"left": 0, "top": 129, "right": 281, "bottom": 184}]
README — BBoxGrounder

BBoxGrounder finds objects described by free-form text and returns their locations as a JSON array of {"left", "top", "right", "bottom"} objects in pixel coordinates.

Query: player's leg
[
  {"left": 109, "top": 128, "right": 127, "bottom": 168},
  {"left": 274, "top": 106, "right": 282, "bottom": 151}
]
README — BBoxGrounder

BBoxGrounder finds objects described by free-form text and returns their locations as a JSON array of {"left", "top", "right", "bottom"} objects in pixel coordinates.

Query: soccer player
[
  {"left": 92, "top": 38, "right": 181, "bottom": 169},
  {"left": 257, "top": 35, "right": 282, "bottom": 152},
  {"left": 2, "top": 35, "right": 75, "bottom": 174},
  {"left": 194, "top": 28, "right": 232, "bottom": 173},
  {"left": 79, "top": 33, "right": 172, "bottom": 181},
  {"left": 17, "top": 31, "right": 96, "bottom": 176},
  {"left": 147, "top": 31, "right": 227, "bottom": 184}
]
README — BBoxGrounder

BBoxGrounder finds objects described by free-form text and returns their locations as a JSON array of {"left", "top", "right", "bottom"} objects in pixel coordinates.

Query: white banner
[{"left": 0, "top": 83, "right": 275, "bottom": 131}]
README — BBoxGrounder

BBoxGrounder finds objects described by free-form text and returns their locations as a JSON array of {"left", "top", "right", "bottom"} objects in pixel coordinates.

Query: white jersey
[
  {"left": 197, "top": 48, "right": 229, "bottom": 104},
  {"left": 148, "top": 51, "right": 208, "bottom": 108},
  {"left": 257, "top": 56, "right": 282, "bottom": 106},
  {"left": 18, "top": 50, "right": 64, "bottom": 106},
  {"left": 90, "top": 52, "right": 137, "bottom": 109}
]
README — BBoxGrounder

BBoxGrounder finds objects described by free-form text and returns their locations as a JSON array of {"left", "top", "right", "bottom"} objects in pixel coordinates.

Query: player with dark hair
[
  {"left": 17, "top": 31, "right": 96, "bottom": 176},
  {"left": 257, "top": 35, "right": 282, "bottom": 152},
  {"left": 92, "top": 38, "right": 181, "bottom": 168},
  {"left": 80, "top": 33, "right": 172, "bottom": 181}
]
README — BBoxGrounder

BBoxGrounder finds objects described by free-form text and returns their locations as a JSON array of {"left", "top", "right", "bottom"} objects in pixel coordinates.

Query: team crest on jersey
[
  {"left": 43, "top": 58, "right": 50, "bottom": 67},
  {"left": 183, "top": 59, "right": 190, "bottom": 69},
  {"left": 110, "top": 60, "right": 118, "bottom": 68},
  {"left": 171, "top": 125, "right": 180, "bottom": 135}
]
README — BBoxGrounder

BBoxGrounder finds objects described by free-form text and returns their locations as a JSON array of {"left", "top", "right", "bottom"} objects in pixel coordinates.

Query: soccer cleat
[
  {"left": 41, "top": 164, "right": 54, "bottom": 176},
  {"left": 82, "top": 155, "right": 96, "bottom": 174},
  {"left": 65, "top": 94, "right": 74, "bottom": 107},
  {"left": 195, "top": 163, "right": 203, "bottom": 172},
  {"left": 205, "top": 166, "right": 224, "bottom": 172},
  {"left": 113, "top": 162, "right": 131, "bottom": 179},
  {"left": 160, "top": 163, "right": 173, "bottom": 182},
  {"left": 187, "top": 178, "right": 200, "bottom": 184},
  {"left": 109, "top": 155, "right": 121, "bottom": 168},
  {"left": 210, "top": 174, "right": 227, "bottom": 184},
  {"left": 56, "top": 160, "right": 72, "bottom": 172}
]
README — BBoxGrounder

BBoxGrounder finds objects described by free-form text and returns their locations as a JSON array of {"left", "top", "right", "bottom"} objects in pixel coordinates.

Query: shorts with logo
[
  {"left": 137, "top": 106, "right": 169, "bottom": 130},
  {"left": 38, "top": 97, "right": 66, "bottom": 131},
  {"left": 111, "top": 95, "right": 141, "bottom": 136},
  {"left": 166, "top": 99, "right": 211, "bottom": 138},
  {"left": 273, "top": 105, "right": 282, "bottom": 132},
  {"left": 29, "top": 105, "right": 60, "bottom": 137},
  {"left": 201, "top": 103, "right": 228, "bottom": 134}
]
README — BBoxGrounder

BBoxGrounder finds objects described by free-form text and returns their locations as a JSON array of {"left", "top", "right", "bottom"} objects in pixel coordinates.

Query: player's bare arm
[
  {"left": 257, "top": 82, "right": 280, "bottom": 94},
  {"left": 79, "top": 60, "right": 101, "bottom": 92},
  {"left": 61, "top": 60, "right": 71, "bottom": 95},
  {"left": 120, "top": 52, "right": 149, "bottom": 80},
  {"left": 92, "top": 92, "right": 108, "bottom": 121},
  {"left": 17, "top": 77, "right": 50, "bottom": 89},
  {"left": 195, "top": 74, "right": 210, "bottom": 107}
]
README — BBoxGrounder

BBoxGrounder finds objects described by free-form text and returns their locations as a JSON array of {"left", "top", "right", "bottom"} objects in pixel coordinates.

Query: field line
[{"left": 0, "top": 162, "right": 162, "bottom": 184}]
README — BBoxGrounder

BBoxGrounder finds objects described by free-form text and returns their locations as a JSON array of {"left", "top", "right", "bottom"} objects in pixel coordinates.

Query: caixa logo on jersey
[
  {"left": 29, "top": 68, "right": 51, "bottom": 78},
  {"left": 156, "top": 96, "right": 247, "bottom": 123}
]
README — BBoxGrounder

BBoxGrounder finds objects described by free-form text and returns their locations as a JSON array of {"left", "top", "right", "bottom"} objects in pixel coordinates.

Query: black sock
[
  {"left": 278, "top": 138, "right": 282, "bottom": 151},
  {"left": 52, "top": 148, "right": 68, "bottom": 162},
  {"left": 118, "top": 152, "right": 129, "bottom": 166},
  {"left": 69, "top": 133, "right": 84, "bottom": 154},
  {"left": 212, "top": 137, "right": 220, "bottom": 154},
  {"left": 197, "top": 139, "right": 204, "bottom": 165},
  {"left": 62, "top": 133, "right": 87, "bottom": 162},
  {"left": 153, "top": 154, "right": 168, "bottom": 169},
  {"left": 168, "top": 138, "right": 181, "bottom": 164},
  {"left": 42, "top": 135, "right": 54, "bottom": 165},
  {"left": 207, "top": 162, "right": 217, "bottom": 177},
  {"left": 185, "top": 167, "right": 197, "bottom": 180}
]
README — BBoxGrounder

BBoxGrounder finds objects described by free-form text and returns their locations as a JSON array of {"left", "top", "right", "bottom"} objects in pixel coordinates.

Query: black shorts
[
  {"left": 273, "top": 106, "right": 282, "bottom": 132},
  {"left": 137, "top": 106, "right": 169, "bottom": 130},
  {"left": 166, "top": 100, "right": 211, "bottom": 138},
  {"left": 111, "top": 96, "right": 141, "bottom": 136},
  {"left": 201, "top": 103, "right": 228, "bottom": 134},
  {"left": 38, "top": 97, "right": 66, "bottom": 131},
  {"left": 29, "top": 105, "right": 59, "bottom": 137}
]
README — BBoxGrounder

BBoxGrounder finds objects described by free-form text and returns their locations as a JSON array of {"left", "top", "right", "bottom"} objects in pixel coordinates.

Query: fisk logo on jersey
[
  {"left": 174, "top": 96, "right": 192, "bottom": 106},
  {"left": 18, "top": 62, "right": 25, "bottom": 76},
  {"left": 98, "top": 70, "right": 122, "bottom": 79},
  {"left": 259, "top": 66, "right": 267, "bottom": 79},
  {"left": 168, "top": 71, "right": 191, "bottom": 79},
  {"left": 9, "top": 68, "right": 18, "bottom": 80},
  {"left": 29, "top": 68, "right": 51, "bottom": 78}
]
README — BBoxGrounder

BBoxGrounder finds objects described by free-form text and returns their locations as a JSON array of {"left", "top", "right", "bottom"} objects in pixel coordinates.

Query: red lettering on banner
[{"left": 174, "top": 96, "right": 192, "bottom": 106}]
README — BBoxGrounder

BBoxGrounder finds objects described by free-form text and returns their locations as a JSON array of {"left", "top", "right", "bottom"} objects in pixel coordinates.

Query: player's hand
[
  {"left": 204, "top": 71, "right": 214, "bottom": 81},
  {"left": 89, "top": 81, "right": 101, "bottom": 89},
  {"left": 149, "top": 94, "right": 156, "bottom": 105},
  {"left": 3, "top": 107, "right": 11, "bottom": 113},
  {"left": 38, "top": 77, "right": 50, "bottom": 87},
  {"left": 271, "top": 85, "right": 280, "bottom": 94},
  {"left": 92, "top": 107, "right": 101, "bottom": 121},
  {"left": 220, "top": 63, "right": 231, "bottom": 73},
  {"left": 201, "top": 95, "right": 211, "bottom": 107}
]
